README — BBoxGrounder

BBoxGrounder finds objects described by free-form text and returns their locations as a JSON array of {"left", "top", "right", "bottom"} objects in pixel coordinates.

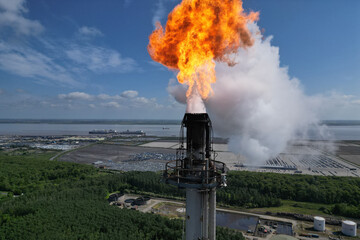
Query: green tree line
[
  {"left": 0, "top": 152, "right": 243, "bottom": 240},
  {"left": 1, "top": 150, "right": 360, "bottom": 240}
]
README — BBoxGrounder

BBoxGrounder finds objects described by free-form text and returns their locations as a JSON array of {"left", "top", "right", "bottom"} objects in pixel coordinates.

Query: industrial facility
[
  {"left": 164, "top": 113, "right": 227, "bottom": 240},
  {"left": 342, "top": 220, "right": 357, "bottom": 237},
  {"left": 313, "top": 216, "right": 325, "bottom": 231}
]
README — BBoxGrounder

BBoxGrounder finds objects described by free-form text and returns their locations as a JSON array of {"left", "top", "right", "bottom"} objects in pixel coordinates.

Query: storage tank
[
  {"left": 134, "top": 197, "right": 150, "bottom": 206},
  {"left": 124, "top": 198, "right": 135, "bottom": 208},
  {"left": 314, "top": 216, "right": 325, "bottom": 231},
  {"left": 118, "top": 193, "right": 125, "bottom": 203},
  {"left": 342, "top": 220, "right": 357, "bottom": 237}
]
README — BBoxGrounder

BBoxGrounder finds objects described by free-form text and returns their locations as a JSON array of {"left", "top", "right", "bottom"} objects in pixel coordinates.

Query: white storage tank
[
  {"left": 342, "top": 220, "right": 357, "bottom": 237},
  {"left": 314, "top": 216, "right": 325, "bottom": 231}
]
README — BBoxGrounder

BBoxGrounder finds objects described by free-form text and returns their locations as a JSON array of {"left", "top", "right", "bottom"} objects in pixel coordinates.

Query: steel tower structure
[{"left": 164, "top": 113, "right": 227, "bottom": 240}]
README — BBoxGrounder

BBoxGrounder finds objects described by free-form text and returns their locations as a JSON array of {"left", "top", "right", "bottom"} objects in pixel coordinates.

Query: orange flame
[{"left": 148, "top": 0, "right": 259, "bottom": 99}]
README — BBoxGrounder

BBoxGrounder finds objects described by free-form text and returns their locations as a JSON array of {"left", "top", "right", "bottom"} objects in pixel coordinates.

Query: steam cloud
[{"left": 168, "top": 23, "right": 326, "bottom": 164}]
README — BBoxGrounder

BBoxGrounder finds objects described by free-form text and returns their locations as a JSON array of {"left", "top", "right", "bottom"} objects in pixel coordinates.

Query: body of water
[
  {"left": 0, "top": 122, "right": 360, "bottom": 140},
  {"left": 216, "top": 211, "right": 258, "bottom": 232},
  {"left": 325, "top": 125, "right": 360, "bottom": 140},
  {"left": 0, "top": 123, "right": 180, "bottom": 137}
]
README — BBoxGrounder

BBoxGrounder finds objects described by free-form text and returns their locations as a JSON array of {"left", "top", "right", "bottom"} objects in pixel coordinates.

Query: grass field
[{"left": 0, "top": 147, "right": 59, "bottom": 158}]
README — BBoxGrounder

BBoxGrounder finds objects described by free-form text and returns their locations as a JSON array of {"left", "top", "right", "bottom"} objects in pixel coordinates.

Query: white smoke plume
[
  {"left": 168, "top": 79, "right": 206, "bottom": 113},
  {"left": 168, "top": 23, "right": 327, "bottom": 164},
  {"left": 187, "top": 91, "right": 206, "bottom": 113}
]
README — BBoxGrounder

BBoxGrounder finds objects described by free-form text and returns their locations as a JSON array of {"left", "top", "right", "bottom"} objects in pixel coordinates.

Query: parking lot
[{"left": 58, "top": 139, "right": 360, "bottom": 176}]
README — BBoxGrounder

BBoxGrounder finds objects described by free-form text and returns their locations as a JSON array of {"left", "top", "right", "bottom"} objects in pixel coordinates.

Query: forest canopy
[{"left": 1, "top": 150, "right": 360, "bottom": 239}]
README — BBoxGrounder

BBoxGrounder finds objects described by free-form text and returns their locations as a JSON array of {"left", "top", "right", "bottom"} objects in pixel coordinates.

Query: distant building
[
  {"left": 89, "top": 129, "right": 116, "bottom": 134},
  {"left": 119, "top": 130, "right": 145, "bottom": 136}
]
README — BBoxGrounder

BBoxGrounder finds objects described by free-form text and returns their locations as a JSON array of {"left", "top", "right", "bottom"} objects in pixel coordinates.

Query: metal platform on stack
[{"left": 163, "top": 113, "right": 227, "bottom": 240}]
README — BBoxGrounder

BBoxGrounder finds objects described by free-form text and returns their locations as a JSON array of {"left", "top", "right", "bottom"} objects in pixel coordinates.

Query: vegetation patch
[
  {"left": 1, "top": 150, "right": 359, "bottom": 239},
  {"left": 0, "top": 150, "right": 243, "bottom": 240}
]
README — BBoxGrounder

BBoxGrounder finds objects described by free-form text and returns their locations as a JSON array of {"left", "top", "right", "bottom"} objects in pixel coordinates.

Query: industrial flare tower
[{"left": 164, "top": 113, "right": 227, "bottom": 240}]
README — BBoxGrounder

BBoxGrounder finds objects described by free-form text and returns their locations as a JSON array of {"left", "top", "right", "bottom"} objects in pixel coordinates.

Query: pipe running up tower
[{"left": 164, "top": 113, "right": 227, "bottom": 240}]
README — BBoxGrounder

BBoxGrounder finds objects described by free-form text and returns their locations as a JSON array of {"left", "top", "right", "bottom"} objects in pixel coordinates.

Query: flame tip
[{"left": 148, "top": 0, "right": 259, "bottom": 100}]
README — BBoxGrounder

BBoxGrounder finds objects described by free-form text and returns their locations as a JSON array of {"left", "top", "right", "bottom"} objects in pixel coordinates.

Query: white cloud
[
  {"left": 16, "top": 88, "right": 25, "bottom": 93},
  {"left": 342, "top": 94, "right": 355, "bottom": 99},
  {"left": 60, "top": 92, "right": 137, "bottom": 102},
  {"left": 124, "top": 0, "right": 132, "bottom": 7},
  {"left": 133, "top": 97, "right": 162, "bottom": 109},
  {"left": 0, "top": 42, "right": 79, "bottom": 86},
  {"left": 97, "top": 94, "right": 123, "bottom": 100},
  {"left": 134, "top": 97, "right": 150, "bottom": 104},
  {"left": 151, "top": 0, "right": 177, "bottom": 28},
  {"left": 148, "top": 60, "right": 167, "bottom": 71},
  {"left": 0, "top": 1, "right": 136, "bottom": 87},
  {"left": 65, "top": 45, "right": 137, "bottom": 73},
  {"left": 0, "top": 39, "right": 136, "bottom": 86},
  {"left": 0, "top": 0, "right": 27, "bottom": 13},
  {"left": 317, "top": 92, "right": 360, "bottom": 120},
  {"left": 53, "top": 91, "right": 163, "bottom": 111},
  {"left": 58, "top": 92, "right": 93, "bottom": 100},
  {"left": 97, "top": 94, "right": 112, "bottom": 100},
  {"left": 0, "top": 89, "right": 180, "bottom": 118},
  {"left": 152, "top": 0, "right": 166, "bottom": 28},
  {"left": 101, "top": 101, "right": 121, "bottom": 108},
  {"left": 0, "top": 0, "right": 44, "bottom": 35},
  {"left": 78, "top": 26, "right": 103, "bottom": 38},
  {"left": 121, "top": 90, "right": 138, "bottom": 98},
  {"left": 352, "top": 99, "right": 360, "bottom": 105}
]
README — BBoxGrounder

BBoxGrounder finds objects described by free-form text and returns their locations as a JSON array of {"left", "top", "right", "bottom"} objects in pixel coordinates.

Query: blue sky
[{"left": 0, "top": 0, "right": 359, "bottom": 119}]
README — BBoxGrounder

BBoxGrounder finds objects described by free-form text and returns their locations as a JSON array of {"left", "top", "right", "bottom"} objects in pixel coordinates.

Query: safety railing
[{"left": 164, "top": 158, "right": 227, "bottom": 189}]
